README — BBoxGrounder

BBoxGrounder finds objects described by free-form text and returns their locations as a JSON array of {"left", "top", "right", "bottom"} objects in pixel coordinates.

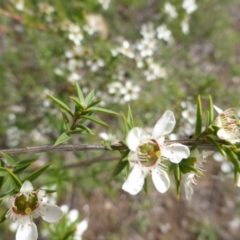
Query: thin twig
[{"left": 0, "top": 139, "right": 221, "bottom": 157}]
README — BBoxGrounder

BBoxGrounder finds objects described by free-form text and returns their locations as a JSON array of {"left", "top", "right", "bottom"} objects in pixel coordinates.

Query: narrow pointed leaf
[
  {"left": 194, "top": 95, "right": 202, "bottom": 137},
  {"left": 85, "top": 89, "right": 95, "bottom": 106},
  {"left": 0, "top": 152, "right": 15, "bottom": 166},
  {"left": 23, "top": 162, "right": 52, "bottom": 182},
  {"left": 127, "top": 105, "right": 134, "bottom": 128},
  {"left": 54, "top": 132, "right": 71, "bottom": 146},
  {"left": 75, "top": 82, "right": 85, "bottom": 104},
  {"left": 208, "top": 95, "right": 214, "bottom": 123},
  {"left": 86, "top": 107, "right": 118, "bottom": 115},
  {"left": 87, "top": 99, "right": 102, "bottom": 108},
  {"left": 61, "top": 109, "right": 70, "bottom": 131},
  {"left": 101, "top": 140, "right": 112, "bottom": 150},
  {"left": 81, "top": 116, "right": 109, "bottom": 128},
  {"left": 0, "top": 209, "right": 8, "bottom": 223},
  {"left": 206, "top": 135, "right": 226, "bottom": 157},
  {"left": 224, "top": 147, "right": 240, "bottom": 172},
  {"left": 110, "top": 150, "right": 129, "bottom": 180},
  {"left": 45, "top": 93, "right": 73, "bottom": 116},
  {"left": 143, "top": 178, "right": 148, "bottom": 194},
  {"left": 69, "top": 96, "right": 85, "bottom": 110},
  {"left": 0, "top": 167, "right": 7, "bottom": 176},
  {"left": 13, "top": 163, "right": 31, "bottom": 174},
  {"left": 173, "top": 163, "right": 181, "bottom": 181},
  {"left": 6, "top": 169, "right": 22, "bottom": 190}
]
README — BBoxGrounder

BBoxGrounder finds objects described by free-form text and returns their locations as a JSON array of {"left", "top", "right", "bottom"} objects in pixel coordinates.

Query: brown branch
[
  {"left": 0, "top": 139, "right": 221, "bottom": 157},
  {"left": 0, "top": 8, "right": 46, "bottom": 30}
]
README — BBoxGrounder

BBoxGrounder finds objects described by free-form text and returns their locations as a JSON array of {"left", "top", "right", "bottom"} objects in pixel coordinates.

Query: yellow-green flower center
[
  {"left": 13, "top": 193, "right": 38, "bottom": 215},
  {"left": 138, "top": 140, "right": 161, "bottom": 167}
]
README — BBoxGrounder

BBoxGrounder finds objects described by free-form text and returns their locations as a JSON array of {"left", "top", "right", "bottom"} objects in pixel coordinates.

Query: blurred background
[{"left": 0, "top": 0, "right": 240, "bottom": 239}]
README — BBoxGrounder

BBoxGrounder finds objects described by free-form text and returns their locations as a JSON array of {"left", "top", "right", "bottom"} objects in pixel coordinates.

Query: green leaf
[
  {"left": 23, "top": 162, "right": 52, "bottom": 183},
  {"left": 208, "top": 95, "right": 214, "bottom": 124},
  {"left": 6, "top": 169, "right": 22, "bottom": 190},
  {"left": 173, "top": 163, "right": 181, "bottom": 181},
  {"left": 54, "top": 132, "right": 71, "bottom": 146},
  {"left": 194, "top": 95, "right": 202, "bottom": 137},
  {"left": 224, "top": 147, "right": 240, "bottom": 172},
  {"left": 86, "top": 107, "right": 118, "bottom": 115},
  {"left": 85, "top": 89, "right": 95, "bottom": 106},
  {"left": 143, "top": 178, "right": 148, "bottom": 194},
  {"left": 0, "top": 209, "right": 8, "bottom": 223},
  {"left": 13, "top": 163, "right": 31, "bottom": 174},
  {"left": 110, "top": 150, "right": 129, "bottom": 180},
  {"left": 206, "top": 135, "right": 226, "bottom": 157},
  {"left": 87, "top": 99, "right": 102, "bottom": 108},
  {"left": 0, "top": 167, "right": 7, "bottom": 177},
  {"left": 61, "top": 109, "right": 70, "bottom": 127},
  {"left": 69, "top": 96, "right": 85, "bottom": 110},
  {"left": 127, "top": 105, "right": 134, "bottom": 128},
  {"left": 45, "top": 92, "right": 73, "bottom": 116},
  {"left": 71, "top": 125, "right": 94, "bottom": 135},
  {"left": 75, "top": 82, "right": 85, "bottom": 104},
  {"left": 0, "top": 152, "right": 15, "bottom": 166},
  {"left": 81, "top": 116, "right": 109, "bottom": 128},
  {"left": 101, "top": 140, "right": 112, "bottom": 150}
]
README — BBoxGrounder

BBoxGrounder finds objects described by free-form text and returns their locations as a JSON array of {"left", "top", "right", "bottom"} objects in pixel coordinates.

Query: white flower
[
  {"left": 122, "top": 110, "right": 190, "bottom": 195},
  {"left": 120, "top": 81, "right": 141, "bottom": 102},
  {"left": 182, "top": 0, "right": 198, "bottom": 14},
  {"left": 98, "top": 0, "right": 111, "bottom": 10},
  {"left": 213, "top": 105, "right": 240, "bottom": 143},
  {"left": 156, "top": 25, "right": 172, "bottom": 42},
  {"left": 74, "top": 219, "right": 88, "bottom": 240},
  {"left": 164, "top": 2, "right": 178, "bottom": 19},
  {"left": 86, "top": 58, "right": 105, "bottom": 72},
  {"left": 181, "top": 16, "right": 190, "bottom": 35},
  {"left": 5, "top": 180, "right": 63, "bottom": 240}
]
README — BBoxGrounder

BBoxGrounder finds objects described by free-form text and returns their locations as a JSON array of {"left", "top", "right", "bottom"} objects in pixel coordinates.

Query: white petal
[
  {"left": 184, "top": 183, "right": 194, "bottom": 201},
  {"left": 20, "top": 180, "right": 34, "bottom": 193},
  {"left": 40, "top": 204, "right": 63, "bottom": 223},
  {"left": 126, "top": 127, "right": 142, "bottom": 151},
  {"left": 151, "top": 168, "right": 170, "bottom": 193},
  {"left": 152, "top": 110, "right": 176, "bottom": 138},
  {"left": 162, "top": 143, "right": 190, "bottom": 163},
  {"left": 122, "top": 165, "right": 145, "bottom": 195},
  {"left": 68, "top": 209, "right": 79, "bottom": 223},
  {"left": 213, "top": 105, "right": 223, "bottom": 114},
  {"left": 128, "top": 151, "right": 138, "bottom": 162},
  {"left": 75, "top": 219, "right": 88, "bottom": 237},
  {"left": 16, "top": 223, "right": 38, "bottom": 240},
  {"left": 217, "top": 129, "right": 231, "bottom": 141}
]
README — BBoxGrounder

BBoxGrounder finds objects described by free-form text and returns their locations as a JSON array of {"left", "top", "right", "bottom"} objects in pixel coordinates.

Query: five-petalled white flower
[
  {"left": 213, "top": 105, "right": 240, "bottom": 144},
  {"left": 5, "top": 180, "right": 63, "bottom": 240},
  {"left": 122, "top": 110, "right": 190, "bottom": 195}
]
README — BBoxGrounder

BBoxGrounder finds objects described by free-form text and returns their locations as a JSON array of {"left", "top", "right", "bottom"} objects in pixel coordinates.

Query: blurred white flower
[
  {"left": 68, "top": 25, "right": 84, "bottom": 46},
  {"left": 118, "top": 40, "right": 135, "bottom": 59},
  {"left": 38, "top": 3, "right": 55, "bottom": 15},
  {"left": 140, "top": 22, "right": 156, "bottom": 40},
  {"left": 156, "top": 25, "right": 172, "bottom": 42},
  {"left": 164, "top": 2, "right": 178, "bottom": 19},
  {"left": 120, "top": 81, "right": 140, "bottom": 102},
  {"left": 181, "top": 16, "right": 190, "bottom": 34},
  {"left": 98, "top": 0, "right": 111, "bottom": 10},
  {"left": 122, "top": 111, "right": 190, "bottom": 195},
  {"left": 144, "top": 59, "right": 167, "bottom": 81},
  {"left": 182, "top": 0, "right": 198, "bottom": 14},
  {"left": 6, "top": 181, "right": 63, "bottom": 240},
  {"left": 67, "top": 72, "right": 82, "bottom": 83},
  {"left": 86, "top": 58, "right": 105, "bottom": 72},
  {"left": 11, "top": 0, "right": 24, "bottom": 11},
  {"left": 137, "top": 38, "right": 157, "bottom": 58}
]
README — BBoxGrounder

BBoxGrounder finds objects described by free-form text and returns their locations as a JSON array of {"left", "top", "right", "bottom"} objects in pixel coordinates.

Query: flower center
[
  {"left": 138, "top": 140, "right": 161, "bottom": 167},
  {"left": 13, "top": 193, "right": 39, "bottom": 215}
]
